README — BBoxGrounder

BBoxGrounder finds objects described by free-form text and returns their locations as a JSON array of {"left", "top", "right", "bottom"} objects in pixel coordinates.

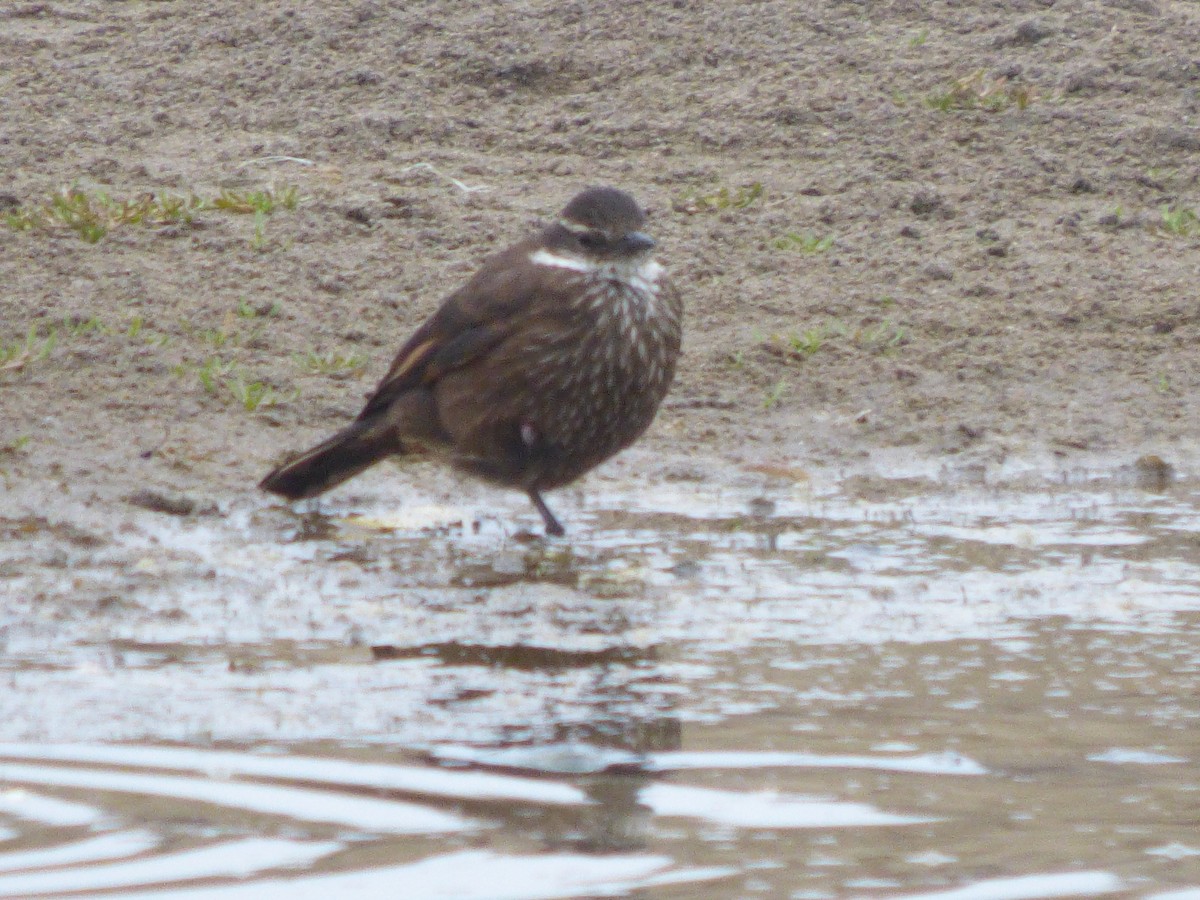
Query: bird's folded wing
[{"left": 355, "top": 252, "right": 557, "bottom": 421}]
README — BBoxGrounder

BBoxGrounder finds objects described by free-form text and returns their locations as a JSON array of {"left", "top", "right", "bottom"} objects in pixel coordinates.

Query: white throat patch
[
  {"left": 530, "top": 250, "right": 663, "bottom": 294},
  {"left": 622, "top": 258, "right": 663, "bottom": 294}
]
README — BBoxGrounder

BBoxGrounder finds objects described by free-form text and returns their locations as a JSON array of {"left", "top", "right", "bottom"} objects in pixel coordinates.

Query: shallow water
[{"left": 1, "top": 467, "right": 1199, "bottom": 898}]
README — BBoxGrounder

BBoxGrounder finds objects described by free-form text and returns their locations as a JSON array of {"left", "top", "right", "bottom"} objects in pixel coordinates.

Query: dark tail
[{"left": 259, "top": 419, "right": 398, "bottom": 500}]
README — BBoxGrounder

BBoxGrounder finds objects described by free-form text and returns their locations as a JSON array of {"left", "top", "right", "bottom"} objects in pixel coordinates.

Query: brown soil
[{"left": 3, "top": 0, "right": 1199, "bottom": 516}]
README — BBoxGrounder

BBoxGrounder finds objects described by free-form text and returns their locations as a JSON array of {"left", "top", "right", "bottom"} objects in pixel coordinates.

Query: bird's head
[{"left": 543, "top": 186, "right": 657, "bottom": 263}]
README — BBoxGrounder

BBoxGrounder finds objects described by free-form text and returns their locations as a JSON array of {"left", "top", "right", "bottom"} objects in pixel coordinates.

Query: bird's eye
[{"left": 578, "top": 231, "right": 606, "bottom": 250}]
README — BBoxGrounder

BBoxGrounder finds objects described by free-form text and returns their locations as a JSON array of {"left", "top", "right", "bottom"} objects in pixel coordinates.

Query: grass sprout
[
  {"left": 0, "top": 325, "right": 57, "bottom": 373},
  {"left": 767, "top": 318, "right": 908, "bottom": 363},
  {"left": 208, "top": 184, "right": 301, "bottom": 215},
  {"left": 1159, "top": 204, "right": 1199, "bottom": 237},
  {"left": 788, "top": 327, "right": 829, "bottom": 357},
  {"left": 226, "top": 372, "right": 281, "bottom": 411},
  {"left": 4, "top": 183, "right": 303, "bottom": 244},
  {"left": 772, "top": 231, "right": 834, "bottom": 253},
  {"left": 294, "top": 349, "right": 368, "bottom": 375},
  {"left": 189, "top": 357, "right": 291, "bottom": 411},
  {"left": 61, "top": 315, "right": 113, "bottom": 337},
  {"left": 676, "top": 182, "right": 764, "bottom": 214},
  {"left": 4, "top": 187, "right": 205, "bottom": 243},
  {"left": 926, "top": 69, "right": 1036, "bottom": 112},
  {"left": 236, "top": 299, "right": 281, "bottom": 319},
  {"left": 762, "top": 379, "right": 786, "bottom": 410},
  {"left": 0, "top": 435, "right": 31, "bottom": 455},
  {"left": 195, "top": 357, "right": 235, "bottom": 394},
  {"left": 859, "top": 320, "right": 908, "bottom": 352}
]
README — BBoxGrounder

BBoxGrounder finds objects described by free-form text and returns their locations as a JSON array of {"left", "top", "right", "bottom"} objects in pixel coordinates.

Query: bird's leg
[
  {"left": 519, "top": 421, "right": 565, "bottom": 536},
  {"left": 528, "top": 489, "right": 565, "bottom": 537}
]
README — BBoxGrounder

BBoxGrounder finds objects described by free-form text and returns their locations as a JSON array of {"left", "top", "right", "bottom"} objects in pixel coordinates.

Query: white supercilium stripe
[{"left": 530, "top": 249, "right": 596, "bottom": 272}]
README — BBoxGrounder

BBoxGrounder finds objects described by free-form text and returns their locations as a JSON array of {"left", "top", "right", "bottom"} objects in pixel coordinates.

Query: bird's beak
[{"left": 621, "top": 231, "right": 657, "bottom": 254}]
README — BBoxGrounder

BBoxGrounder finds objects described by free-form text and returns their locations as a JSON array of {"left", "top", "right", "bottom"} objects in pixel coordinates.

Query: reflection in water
[
  {"left": 370, "top": 641, "right": 654, "bottom": 670},
  {"left": 0, "top": 742, "right": 946, "bottom": 897},
  {"left": 0, "top": 830, "right": 159, "bottom": 874},
  {"left": 563, "top": 775, "right": 651, "bottom": 853},
  {"left": 887, "top": 870, "right": 1125, "bottom": 899},
  {"left": 1, "top": 474, "right": 1199, "bottom": 896},
  {"left": 0, "top": 838, "right": 340, "bottom": 898}
]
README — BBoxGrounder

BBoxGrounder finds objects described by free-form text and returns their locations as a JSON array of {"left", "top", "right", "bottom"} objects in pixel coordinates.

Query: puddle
[{"left": 1, "top": 471, "right": 1199, "bottom": 896}]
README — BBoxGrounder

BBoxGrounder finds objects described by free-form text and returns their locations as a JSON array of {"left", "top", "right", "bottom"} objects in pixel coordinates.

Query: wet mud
[{"left": 3, "top": 471, "right": 1200, "bottom": 896}]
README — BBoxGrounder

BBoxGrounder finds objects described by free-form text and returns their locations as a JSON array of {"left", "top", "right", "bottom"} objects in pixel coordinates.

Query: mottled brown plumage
[{"left": 259, "top": 186, "right": 683, "bottom": 536}]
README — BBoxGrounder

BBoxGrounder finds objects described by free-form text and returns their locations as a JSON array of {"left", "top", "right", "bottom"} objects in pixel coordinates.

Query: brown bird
[{"left": 259, "top": 186, "right": 683, "bottom": 536}]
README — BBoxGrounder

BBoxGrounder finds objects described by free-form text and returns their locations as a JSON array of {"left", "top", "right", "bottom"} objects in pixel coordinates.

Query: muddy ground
[{"left": 2, "top": 0, "right": 1199, "bottom": 517}]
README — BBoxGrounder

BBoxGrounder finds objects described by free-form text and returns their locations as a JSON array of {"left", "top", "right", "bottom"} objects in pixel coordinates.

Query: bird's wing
[{"left": 356, "top": 244, "right": 560, "bottom": 421}]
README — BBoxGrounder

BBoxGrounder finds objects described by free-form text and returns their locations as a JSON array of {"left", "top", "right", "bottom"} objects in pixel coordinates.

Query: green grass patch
[
  {"left": 60, "top": 315, "right": 115, "bottom": 338},
  {"left": 676, "top": 182, "right": 764, "bottom": 214},
  {"left": 926, "top": 70, "right": 1035, "bottom": 112},
  {"left": 766, "top": 318, "right": 909, "bottom": 363},
  {"left": 236, "top": 299, "right": 281, "bottom": 319},
  {"left": 0, "top": 313, "right": 178, "bottom": 376},
  {"left": 762, "top": 378, "right": 786, "bottom": 410},
  {"left": 772, "top": 231, "right": 834, "bottom": 253},
  {"left": 193, "top": 356, "right": 235, "bottom": 394},
  {"left": 2, "top": 306, "right": 290, "bottom": 412},
  {"left": 0, "top": 325, "right": 58, "bottom": 373},
  {"left": 3, "top": 183, "right": 304, "bottom": 244},
  {"left": 4, "top": 187, "right": 205, "bottom": 243},
  {"left": 189, "top": 300, "right": 279, "bottom": 349},
  {"left": 787, "top": 326, "right": 830, "bottom": 357},
  {"left": 293, "top": 349, "right": 368, "bottom": 376},
  {"left": 858, "top": 320, "right": 908, "bottom": 352},
  {"left": 226, "top": 372, "right": 284, "bottom": 411},
  {"left": 185, "top": 356, "right": 291, "bottom": 411},
  {"left": 1159, "top": 204, "right": 1199, "bottom": 237},
  {"left": 0, "top": 435, "right": 31, "bottom": 455},
  {"left": 209, "top": 185, "right": 301, "bottom": 215},
  {"left": 200, "top": 327, "right": 233, "bottom": 349}
]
